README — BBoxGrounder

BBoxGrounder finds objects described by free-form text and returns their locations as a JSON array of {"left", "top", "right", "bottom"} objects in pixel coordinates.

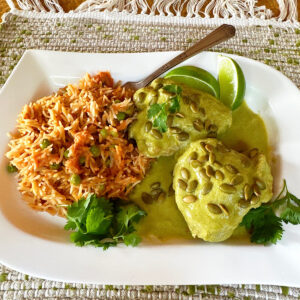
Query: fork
[{"left": 123, "top": 24, "right": 236, "bottom": 91}]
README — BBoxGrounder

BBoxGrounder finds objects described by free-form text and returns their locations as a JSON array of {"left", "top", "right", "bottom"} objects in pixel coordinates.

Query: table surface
[{"left": 1, "top": 0, "right": 298, "bottom": 20}]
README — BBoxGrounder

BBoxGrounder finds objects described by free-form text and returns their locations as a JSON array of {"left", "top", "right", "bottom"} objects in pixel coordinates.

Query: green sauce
[{"left": 129, "top": 101, "right": 269, "bottom": 242}]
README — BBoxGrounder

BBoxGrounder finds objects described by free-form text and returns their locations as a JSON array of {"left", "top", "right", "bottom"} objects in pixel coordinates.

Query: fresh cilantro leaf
[
  {"left": 147, "top": 103, "right": 168, "bottom": 133},
  {"left": 64, "top": 194, "right": 145, "bottom": 250},
  {"left": 163, "top": 84, "right": 182, "bottom": 94},
  {"left": 147, "top": 103, "right": 162, "bottom": 119},
  {"left": 280, "top": 207, "right": 300, "bottom": 225},
  {"left": 241, "top": 206, "right": 283, "bottom": 245},
  {"left": 153, "top": 109, "right": 167, "bottom": 132},
  {"left": 169, "top": 96, "right": 180, "bottom": 113}
]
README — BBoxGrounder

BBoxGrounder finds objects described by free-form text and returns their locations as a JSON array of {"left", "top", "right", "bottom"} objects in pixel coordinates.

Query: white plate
[{"left": 0, "top": 50, "right": 300, "bottom": 286}]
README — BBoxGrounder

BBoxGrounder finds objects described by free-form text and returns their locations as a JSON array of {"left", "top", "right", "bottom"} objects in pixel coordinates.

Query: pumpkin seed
[
  {"left": 152, "top": 79, "right": 163, "bottom": 90},
  {"left": 201, "top": 182, "right": 213, "bottom": 195},
  {"left": 204, "top": 119, "right": 211, "bottom": 131},
  {"left": 217, "top": 143, "right": 230, "bottom": 153},
  {"left": 198, "top": 155, "right": 209, "bottom": 162},
  {"left": 231, "top": 174, "right": 244, "bottom": 185},
  {"left": 219, "top": 204, "right": 229, "bottom": 215},
  {"left": 151, "top": 182, "right": 161, "bottom": 189},
  {"left": 244, "top": 184, "right": 253, "bottom": 201},
  {"left": 157, "top": 192, "right": 166, "bottom": 202},
  {"left": 178, "top": 179, "right": 187, "bottom": 190},
  {"left": 191, "top": 160, "right": 202, "bottom": 169},
  {"left": 200, "top": 142, "right": 207, "bottom": 152},
  {"left": 207, "top": 131, "right": 217, "bottom": 138},
  {"left": 145, "top": 121, "right": 152, "bottom": 133},
  {"left": 213, "top": 161, "right": 222, "bottom": 168},
  {"left": 241, "top": 157, "right": 251, "bottom": 167},
  {"left": 207, "top": 203, "right": 222, "bottom": 214},
  {"left": 182, "top": 96, "right": 190, "bottom": 105},
  {"left": 209, "top": 152, "right": 216, "bottom": 164},
  {"left": 193, "top": 119, "right": 204, "bottom": 131},
  {"left": 136, "top": 92, "right": 146, "bottom": 103},
  {"left": 205, "top": 144, "right": 214, "bottom": 153},
  {"left": 199, "top": 168, "right": 210, "bottom": 181},
  {"left": 151, "top": 188, "right": 163, "bottom": 197},
  {"left": 255, "top": 178, "right": 266, "bottom": 190},
  {"left": 181, "top": 167, "right": 190, "bottom": 180},
  {"left": 187, "top": 180, "right": 198, "bottom": 193},
  {"left": 250, "top": 195, "right": 260, "bottom": 205},
  {"left": 183, "top": 195, "right": 197, "bottom": 204},
  {"left": 249, "top": 148, "right": 259, "bottom": 158},
  {"left": 166, "top": 115, "right": 174, "bottom": 127},
  {"left": 225, "top": 164, "right": 238, "bottom": 174},
  {"left": 175, "top": 112, "right": 185, "bottom": 118},
  {"left": 206, "top": 165, "right": 215, "bottom": 177},
  {"left": 198, "top": 107, "right": 206, "bottom": 118},
  {"left": 189, "top": 151, "right": 198, "bottom": 161},
  {"left": 253, "top": 183, "right": 261, "bottom": 196},
  {"left": 170, "top": 126, "right": 182, "bottom": 134},
  {"left": 142, "top": 192, "right": 153, "bottom": 204},
  {"left": 215, "top": 170, "right": 224, "bottom": 180},
  {"left": 238, "top": 199, "right": 250, "bottom": 208},
  {"left": 168, "top": 184, "right": 175, "bottom": 196},
  {"left": 219, "top": 183, "right": 236, "bottom": 194},
  {"left": 177, "top": 132, "right": 189, "bottom": 141},
  {"left": 208, "top": 124, "right": 218, "bottom": 132},
  {"left": 151, "top": 129, "right": 163, "bottom": 139},
  {"left": 190, "top": 101, "right": 198, "bottom": 113}
]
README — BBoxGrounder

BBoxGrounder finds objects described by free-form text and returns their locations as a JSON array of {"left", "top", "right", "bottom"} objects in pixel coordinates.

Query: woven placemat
[{"left": 0, "top": 11, "right": 300, "bottom": 300}]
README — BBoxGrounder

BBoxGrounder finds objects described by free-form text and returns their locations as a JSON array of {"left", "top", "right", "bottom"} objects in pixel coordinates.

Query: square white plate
[{"left": 0, "top": 50, "right": 300, "bottom": 286}]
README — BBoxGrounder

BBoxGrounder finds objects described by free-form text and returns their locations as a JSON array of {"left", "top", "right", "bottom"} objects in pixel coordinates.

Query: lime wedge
[
  {"left": 218, "top": 55, "right": 246, "bottom": 110},
  {"left": 164, "top": 66, "right": 220, "bottom": 98}
]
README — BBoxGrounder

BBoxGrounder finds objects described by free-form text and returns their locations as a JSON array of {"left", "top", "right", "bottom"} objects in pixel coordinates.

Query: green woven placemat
[{"left": 0, "top": 11, "right": 300, "bottom": 300}]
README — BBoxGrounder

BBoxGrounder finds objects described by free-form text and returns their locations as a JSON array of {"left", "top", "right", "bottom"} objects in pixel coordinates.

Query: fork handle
[{"left": 138, "top": 24, "right": 235, "bottom": 87}]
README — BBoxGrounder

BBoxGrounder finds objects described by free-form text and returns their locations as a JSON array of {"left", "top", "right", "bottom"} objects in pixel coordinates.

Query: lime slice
[
  {"left": 164, "top": 66, "right": 220, "bottom": 98},
  {"left": 218, "top": 55, "right": 246, "bottom": 110}
]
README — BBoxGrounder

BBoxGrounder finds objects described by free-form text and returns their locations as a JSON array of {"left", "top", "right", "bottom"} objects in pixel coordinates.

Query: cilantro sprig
[
  {"left": 64, "top": 194, "right": 146, "bottom": 250},
  {"left": 147, "top": 84, "right": 181, "bottom": 133},
  {"left": 241, "top": 180, "right": 300, "bottom": 245}
]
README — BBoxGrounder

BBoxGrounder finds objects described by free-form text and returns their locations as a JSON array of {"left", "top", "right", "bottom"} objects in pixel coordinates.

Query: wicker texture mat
[{"left": 0, "top": 11, "right": 300, "bottom": 300}]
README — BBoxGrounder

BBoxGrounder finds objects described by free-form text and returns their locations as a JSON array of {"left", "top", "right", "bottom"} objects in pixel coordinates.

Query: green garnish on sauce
[
  {"left": 241, "top": 180, "right": 300, "bottom": 245},
  {"left": 64, "top": 194, "right": 146, "bottom": 250}
]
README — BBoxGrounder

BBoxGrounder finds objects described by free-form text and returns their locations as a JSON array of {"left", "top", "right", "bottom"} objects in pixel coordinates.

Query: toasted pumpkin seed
[
  {"left": 151, "top": 188, "right": 163, "bottom": 197},
  {"left": 249, "top": 148, "right": 259, "bottom": 158},
  {"left": 175, "top": 112, "right": 185, "bottom": 118},
  {"left": 199, "top": 168, "right": 210, "bottom": 181},
  {"left": 193, "top": 119, "right": 204, "bottom": 131},
  {"left": 250, "top": 195, "right": 260, "bottom": 205},
  {"left": 200, "top": 142, "right": 207, "bottom": 152},
  {"left": 170, "top": 126, "right": 182, "bottom": 133},
  {"left": 157, "top": 192, "right": 166, "bottom": 202},
  {"left": 207, "top": 203, "right": 222, "bottom": 214},
  {"left": 213, "top": 160, "right": 222, "bottom": 168},
  {"left": 238, "top": 199, "right": 250, "bottom": 208},
  {"left": 225, "top": 164, "right": 238, "bottom": 174},
  {"left": 207, "top": 131, "right": 217, "bottom": 138},
  {"left": 177, "top": 132, "right": 189, "bottom": 141},
  {"left": 178, "top": 179, "right": 187, "bottom": 190},
  {"left": 142, "top": 192, "right": 153, "bottom": 204},
  {"left": 191, "top": 160, "right": 202, "bottom": 169},
  {"left": 190, "top": 101, "right": 198, "bottom": 113},
  {"left": 244, "top": 184, "right": 253, "bottom": 201},
  {"left": 168, "top": 184, "right": 175, "bottom": 196},
  {"left": 204, "top": 119, "right": 211, "bottom": 131},
  {"left": 166, "top": 115, "right": 174, "bottom": 127},
  {"left": 219, "top": 204, "right": 229, "bottom": 215},
  {"left": 189, "top": 151, "right": 198, "bottom": 160},
  {"left": 209, "top": 152, "right": 216, "bottom": 164},
  {"left": 219, "top": 183, "right": 236, "bottom": 194},
  {"left": 208, "top": 124, "right": 218, "bottom": 132},
  {"left": 145, "top": 121, "right": 153, "bottom": 133},
  {"left": 241, "top": 157, "right": 251, "bottom": 167},
  {"left": 215, "top": 170, "right": 224, "bottom": 180},
  {"left": 255, "top": 178, "right": 266, "bottom": 190},
  {"left": 198, "top": 155, "right": 209, "bottom": 162},
  {"left": 181, "top": 167, "right": 190, "bottom": 180},
  {"left": 183, "top": 195, "right": 197, "bottom": 203},
  {"left": 182, "top": 96, "right": 190, "bottom": 105},
  {"left": 187, "top": 180, "right": 198, "bottom": 193},
  {"left": 205, "top": 144, "right": 214, "bottom": 153},
  {"left": 151, "top": 129, "right": 163, "bottom": 139},
  {"left": 253, "top": 183, "right": 261, "bottom": 196},
  {"left": 217, "top": 143, "right": 230, "bottom": 153},
  {"left": 201, "top": 182, "right": 213, "bottom": 195},
  {"left": 231, "top": 174, "right": 244, "bottom": 185},
  {"left": 198, "top": 107, "right": 206, "bottom": 118},
  {"left": 151, "top": 182, "right": 161, "bottom": 189},
  {"left": 136, "top": 92, "right": 146, "bottom": 103},
  {"left": 206, "top": 165, "right": 215, "bottom": 177}
]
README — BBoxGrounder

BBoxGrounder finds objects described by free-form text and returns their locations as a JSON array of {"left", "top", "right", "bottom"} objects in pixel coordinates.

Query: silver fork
[{"left": 123, "top": 24, "right": 235, "bottom": 91}]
